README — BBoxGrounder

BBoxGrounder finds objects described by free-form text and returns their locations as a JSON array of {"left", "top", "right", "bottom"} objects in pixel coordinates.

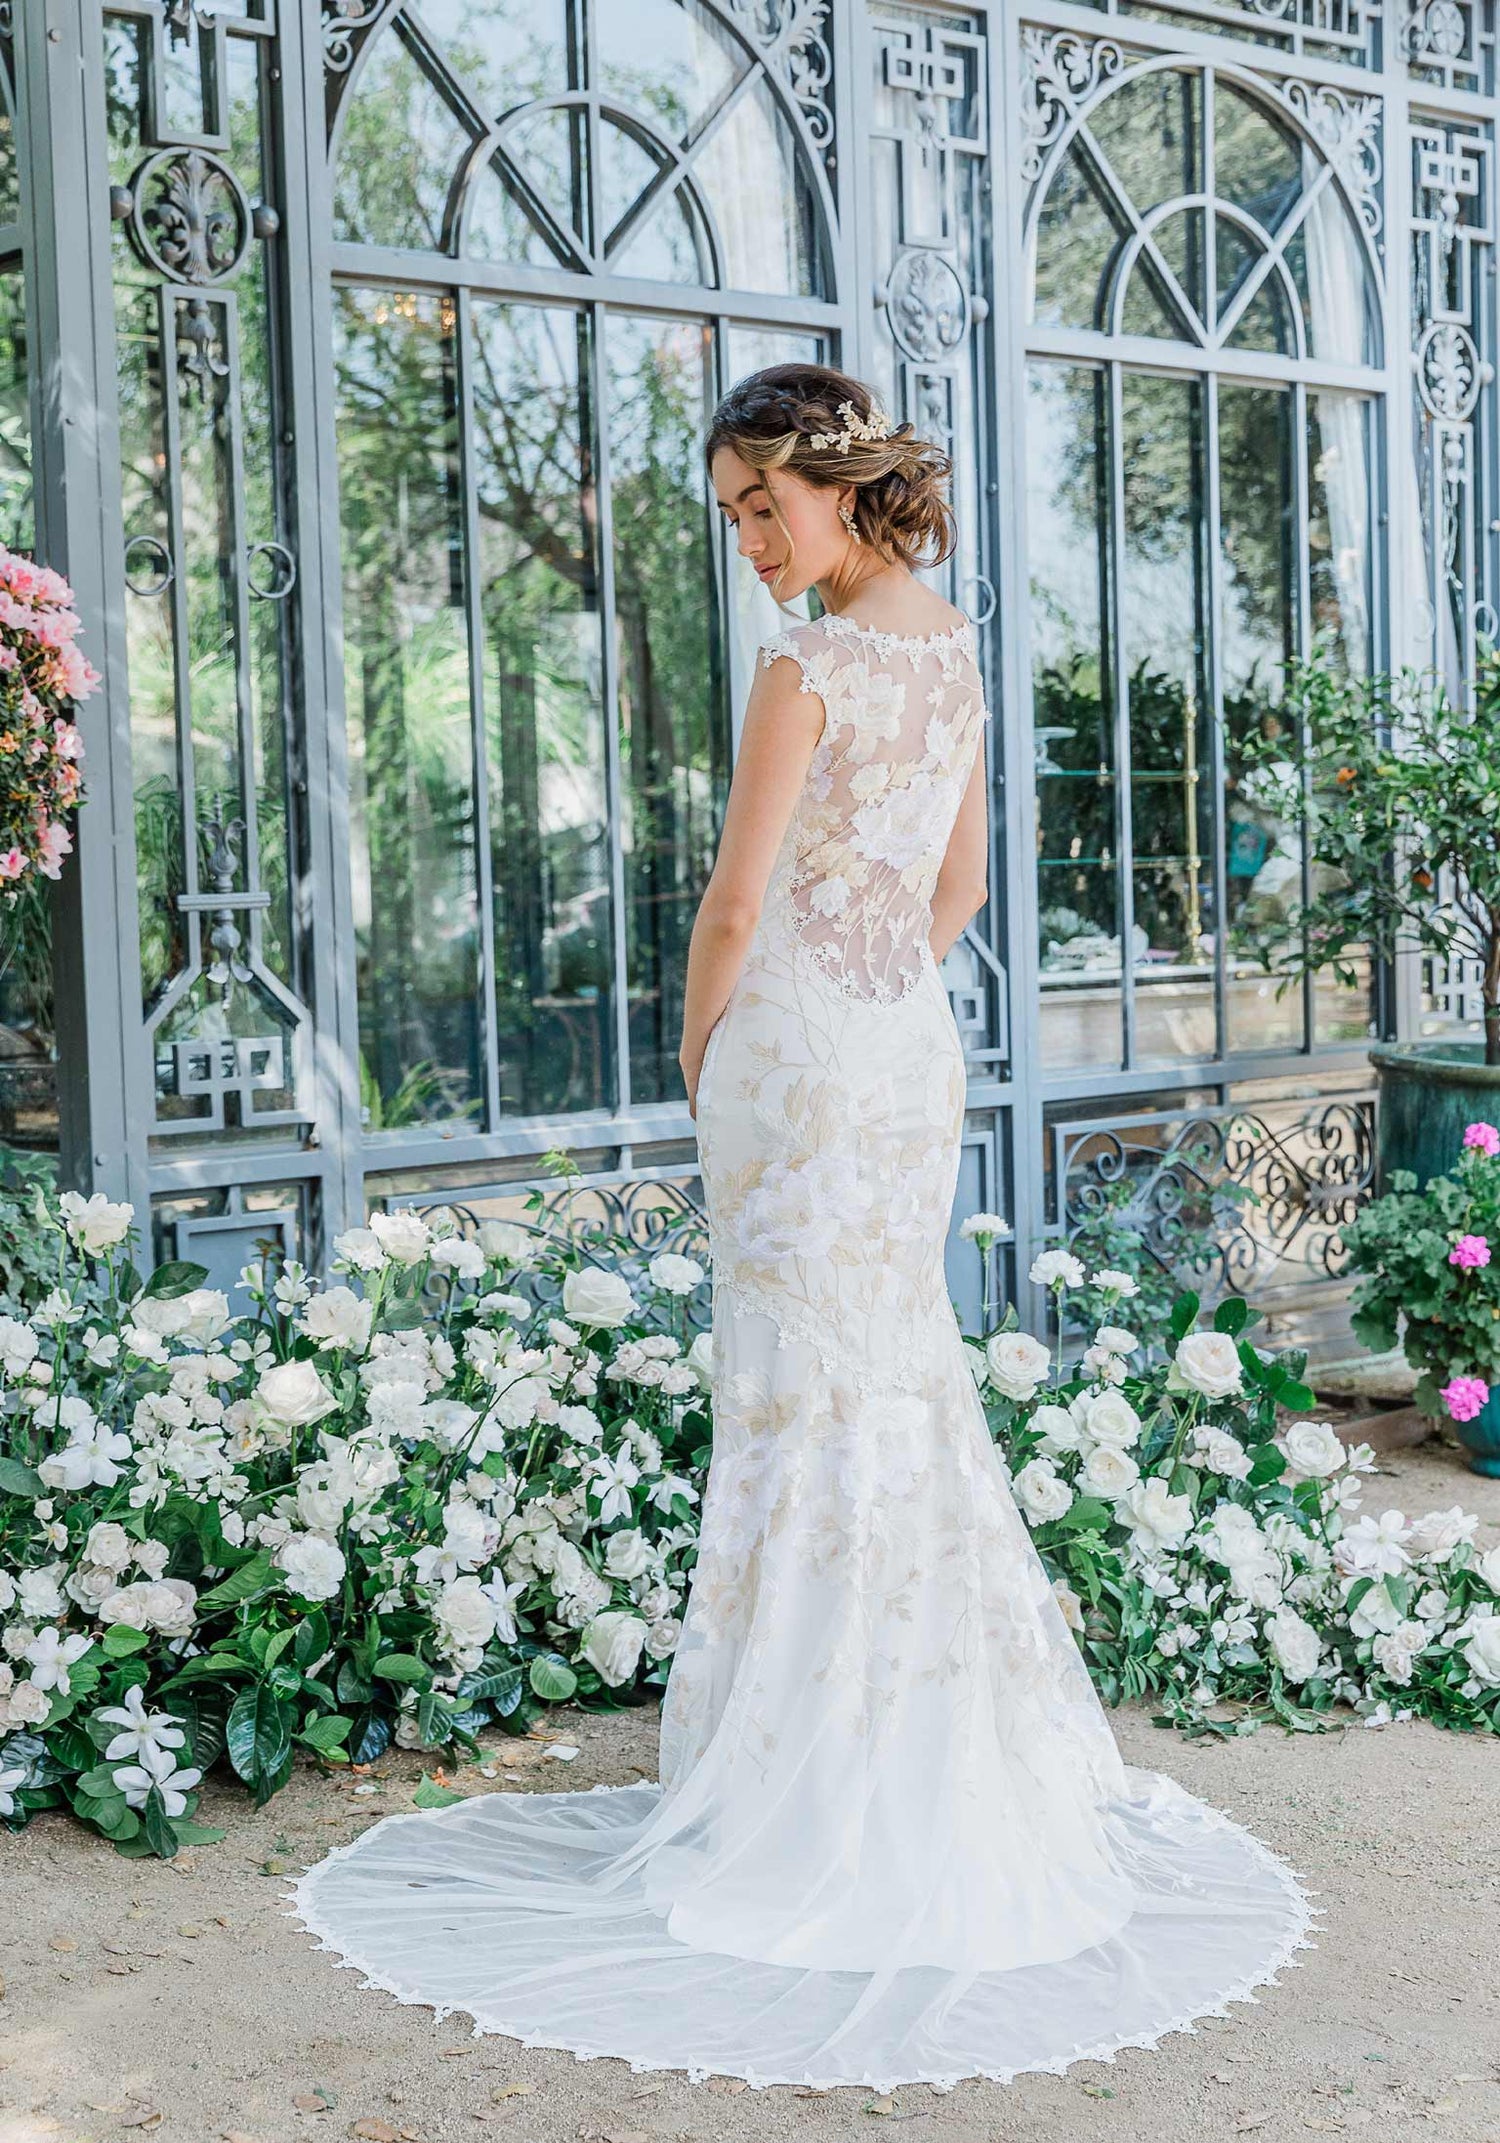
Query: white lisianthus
[
  {"left": 579, "top": 1609, "right": 647, "bottom": 1686},
  {"left": 276, "top": 1533, "right": 346, "bottom": 1603},
  {"left": 603, "top": 1528, "right": 653, "bottom": 1580},
  {"left": 1094, "top": 1325, "right": 1139, "bottom": 1356},
  {"left": 300, "top": 1286, "right": 374, "bottom": 1354},
  {"left": 1080, "top": 1443, "right": 1140, "bottom": 1499},
  {"left": 1170, "top": 1331, "right": 1243, "bottom": 1400},
  {"left": 562, "top": 1267, "right": 637, "bottom": 1329},
  {"left": 58, "top": 1190, "right": 134, "bottom": 1253},
  {"left": 1267, "top": 1607, "right": 1322, "bottom": 1684},
  {"left": 1090, "top": 1269, "right": 1140, "bottom": 1298},
  {"left": 367, "top": 1209, "right": 432, "bottom": 1266},
  {"left": 429, "top": 1235, "right": 487, "bottom": 1281},
  {"left": 1012, "top": 1457, "right": 1073, "bottom": 1522},
  {"left": 332, "top": 1226, "right": 386, "bottom": 1274},
  {"left": 1280, "top": 1420, "right": 1346, "bottom": 1480},
  {"left": 984, "top": 1330, "right": 1051, "bottom": 1403},
  {"left": 648, "top": 1253, "right": 704, "bottom": 1296},
  {"left": 1120, "top": 1476, "right": 1194, "bottom": 1550},
  {"left": 256, "top": 1357, "right": 338, "bottom": 1430},
  {"left": 1029, "top": 1248, "right": 1086, "bottom": 1290},
  {"left": 1406, "top": 1507, "right": 1480, "bottom": 1566},
  {"left": 1082, "top": 1390, "right": 1141, "bottom": 1450}
]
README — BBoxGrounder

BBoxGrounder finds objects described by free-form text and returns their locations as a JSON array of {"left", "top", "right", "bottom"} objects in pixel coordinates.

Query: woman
[{"left": 290, "top": 366, "right": 1318, "bottom": 2090}]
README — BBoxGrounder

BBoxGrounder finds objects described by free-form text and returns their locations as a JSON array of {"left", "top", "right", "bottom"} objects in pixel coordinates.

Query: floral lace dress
[{"left": 288, "top": 614, "right": 1319, "bottom": 2091}]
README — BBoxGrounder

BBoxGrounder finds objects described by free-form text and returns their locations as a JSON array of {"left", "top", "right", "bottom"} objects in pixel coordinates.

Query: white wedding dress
[{"left": 288, "top": 612, "right": 1320, "bottom": 2091}]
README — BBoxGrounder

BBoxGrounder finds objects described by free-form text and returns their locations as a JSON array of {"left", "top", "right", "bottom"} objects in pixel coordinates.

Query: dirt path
[{"left": 3, "top": 1437, "right": 1498, "bottom": 2143}]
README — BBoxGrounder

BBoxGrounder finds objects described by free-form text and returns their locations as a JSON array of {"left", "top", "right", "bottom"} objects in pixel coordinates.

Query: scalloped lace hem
[{"left": 281, "top": 1775, "right": 1324, "bottom": 2097}]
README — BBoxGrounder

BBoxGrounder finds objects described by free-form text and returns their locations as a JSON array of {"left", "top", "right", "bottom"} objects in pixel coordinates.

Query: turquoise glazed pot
[
  {"left": 1369, "top": 1042, "right": 1500, "bottom": 1191},
  {"left": 1459, "top": 1388, "right": 1500, "bottom": 1479}
]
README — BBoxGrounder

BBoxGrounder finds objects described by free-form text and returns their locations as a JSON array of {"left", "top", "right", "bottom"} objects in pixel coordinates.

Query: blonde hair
[{"left": 705, "top": 363, "right": 957, "bottom": 591}]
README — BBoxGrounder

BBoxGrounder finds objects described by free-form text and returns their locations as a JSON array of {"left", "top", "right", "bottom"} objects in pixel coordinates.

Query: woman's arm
[
  {"left": 928, "top": 740, "right": 990, "bottom": 963},
  {"left": 679, "top": 652, "right": 825, "bottom": 1115}
]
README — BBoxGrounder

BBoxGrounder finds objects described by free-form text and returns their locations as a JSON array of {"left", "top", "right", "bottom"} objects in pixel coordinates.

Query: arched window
[
  {"left": 323, "top": 0, "right": 835, "bottom": 1134},
  {"left": 1021, "top": 41, "right": 1383, "bottom": 1076}
]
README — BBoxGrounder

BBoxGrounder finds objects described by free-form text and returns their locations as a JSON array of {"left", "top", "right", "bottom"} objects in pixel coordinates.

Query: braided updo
[{"left": 704, "top": 362, "right": 957, "bottom": 572}]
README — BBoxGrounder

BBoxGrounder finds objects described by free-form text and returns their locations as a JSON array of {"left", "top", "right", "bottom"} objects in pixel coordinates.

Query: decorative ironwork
[
  {"left": 885, "top": 247, "right": 968, "bottom": 360},
  {"left": 165, "top": 1033, "right": 293, "bottom": 1131},
  {"left": 1278, "top": 80, "right": 1383, "bottom": 237},
  {"left": 1401, "top": 0, "right": 1494, "bottom": 94},
  {"left": 1056, "top": 1098, "right": 1378, "bottom": 1301},
  {"left": 725, "top": 0, "right": 834, "bottom": 160},
  {"left": 176, "top": 294, "right": 230, "bottom": 395},
  {"left": 123, "top": 534, "right": 175, "bottom": 598},
  {"left": 1018, "top": 27, "right": 1124, "bottom": 188},
  {"left": 246, "top": 541, "right": 297, "bottom": 602},
  {"left": 322, "top": 0, "right": 385, "bottom": 75},
  {"left": 128, "top": 148, "right": 251, "bottom": 284}
]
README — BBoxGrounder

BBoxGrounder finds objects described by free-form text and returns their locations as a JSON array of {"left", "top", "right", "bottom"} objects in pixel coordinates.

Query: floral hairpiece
[{"left": 805, "top": 399, "right": 893, "bottom": 453}]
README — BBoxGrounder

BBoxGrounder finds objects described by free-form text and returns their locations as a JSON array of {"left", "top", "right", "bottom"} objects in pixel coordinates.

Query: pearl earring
[{"left": 839, "top": 503, "right": 860, "bottom": 542}]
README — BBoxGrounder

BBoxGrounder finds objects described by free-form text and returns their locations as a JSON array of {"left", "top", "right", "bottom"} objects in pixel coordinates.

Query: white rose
[
  {"left": 1460, "top": 1612, "right": 1500, "bottom": 1687},
  {"left": 66, "top": 1563, "right": 119, "bottom": 1611},
  {"left": 58, "top": 1190, "right": 133, "bottom": 1253},
  {"left": 1090, "top": 1269, "right": 1140, "bottom": 1298},
  {"left": 332, "top": 1227, "right": 386, "bottom": 1274},
  {"left": 1171, "top": 1331, "right": 1243, "bottom": 1400},
  {"left": 477, "top": 1220, "right": 535, "bottom": 1268},
  {"left": 300, "top": 1286, "right": 373, "bottom": 1354},
  {"left": 579, "top": 1609, "right": 647, "bottom": 1686},
  {"left": 256, "top": 1358, "right": 338, "bottom": 1429},
  {"left": 1094, "top": 1325, "right": 1139, "bottom": 1355},
  {"left": 644, "top": 1616, "right": 681, "bottom": 1660},
  {"left": 1371, "top": 1620, "right": 1427, "bottom": 1686},
  {"left": 97, "top": 1578, "right": 197, "bottom": 1636},
  {"left": 1120, "top": 1476, "right": 1194, "bottom": 1549},
  {"left": 984, "top": 1330, "right": 1051, "bottom": 1403},
  {"left": 276, "top": 1534, "right": 346, "bottom": 1603},
  {"left": 1080, "top": 1444, "right": 1140, "bottom": 1499},
  {"left": 1083, "top": 1390, "right": 1141, "bottom": 1450},
  {"left": 295, "top": 1470, "right": 351, "bottom": 1535},
  {"left": 442, "top": 1501, "right": 500, "bottom": 1571},
  {"left": 603, "top": 1528, "right": 652, "bottom": 1580},
  {"left": 1269, "top": 1607, "right": 1322, "bottom": 1685},
  {"left": 1030, "top": 1403, "right": 1082, "bottom": 1457},
  {"left": 16, "top": 1565, "right": 65, "bottom": 1620},
  {"left": 1195, "top": 1428, "right": 1252, "bottom": 1480},
  {"left": 5, "top": 1680, "right": 49, "bottom": 1726},
  {"left": 1029, "top": 1249, "right": 1086, "bottom": 1290},
  {"left": 429, "top": 1236, "right": 487, "bottom": 1281},
  {"left": 133, "top": 1539, "right": 170, "bottom": 1580},
  {"left": 173, "top": 1289, "right": 232, "bottom": 1345},
  {"left": 1280, "top": 1420, "right": 1345, "bottom": 1479},
  {"left": 686, "top": 1330, "right": 715, "bottom": 1390},
  {"left": 1051, "top": 1578, "right": 1085, "bottom": 1631},
  {"left": 1406, "top": 1507, "right": 1480, "bottom": 1566},
  {"left": 647, "top": 1253, "right": 704, "bottom": 1296},
  {"left": 1012, "top": 1457, "right": 1073, "bottom": 1523},
  {"left": 368, "top": 1210, "right": 432, "bottom": 1266},
  {"left": 562, "top": 1267, "right": 636, "bottom": 1330},
  {"left": 434, "top": 1575, "right": 497, "bottom": 1655},
  {"left": 1345, "top": 1576, "right": 1404, "bottom": 1639},
  {"left": 1477, "top": 1545, "right": 1500, "bottom": 1595}
]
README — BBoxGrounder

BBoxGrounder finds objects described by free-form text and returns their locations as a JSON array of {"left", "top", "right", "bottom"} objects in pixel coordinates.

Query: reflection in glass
[
  {"left": 596, "top": 0, "right": 744, "bottom": 141},
  {"left": 0, "top": 257, "right": 46, "bottom": 1150},
  {"left": 1031, "top": 145, "right": 1123, "bottom": 331},
  {"left": 332, "top": 21, "right": 474, "bottom": 251},
  {"left": 238, "top": 255, "right": 293, "bottom": 987},
  {"left": 1213, "top": 82, "right": 1301, "bottom": 233},
  {"left": 692, "top": 75, "right": 821, "bottom": 295},
  {"left": 606, "top": 315, "right": 724, "bottom": 1105},
  {"left": 336, "top": 288, "right": 482, "bottom": 1129},
  {"left": 0, "top": 75, "right": 19, "bottom": 226},
  {"left": 1027, "top": 362, "right": 1121, "bottom": 1073},
  {"left": 1218, "top": 383, "right": 1303, "bottom": 1052},
  {"left": 416, "top": 0, "right": 573, "bottom": 113},
  {"left": 0, "top": 264, "right": 32, "bottom": 551},
  {"left": 1120, "top": 372, "right": 1214, "bottom": 1062},
  {"left": 470, "top": 301, "right": 613, "bottom": 1117},
  {"left": 723, "top": 325, "right": 822, "bottom": 693},
  {"left": 1086, "top": 69, "right": 1202, "bottom": 220}
]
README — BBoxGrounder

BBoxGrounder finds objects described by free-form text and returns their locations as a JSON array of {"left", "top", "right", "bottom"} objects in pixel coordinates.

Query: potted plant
[
  {"left": 1237, "top": 650, "right": 1500, "bottom": 1187},
  {"left": 1341, "top": 1120, "right": 1500, "bottom": 1474}
]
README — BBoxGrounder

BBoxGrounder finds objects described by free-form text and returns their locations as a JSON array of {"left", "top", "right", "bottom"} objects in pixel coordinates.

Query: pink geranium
[
  {"left": 1463, "top": 1121, "right": 1500, "bottom": 1157},
  {"left": 1449, "top": 1233, "right": 1492, "bottom": 1269},
  {"left": 1440, "top": 1374, "right": 1489, "bottom": 1424}
]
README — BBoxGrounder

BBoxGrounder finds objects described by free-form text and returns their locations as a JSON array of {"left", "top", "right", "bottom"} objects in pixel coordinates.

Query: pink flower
[
  {"left": 1464, "top": 1122, "right": 1500, "bottom": 1157},
  {"left": 1440, "top": 1374, "right": 1490, "bottom": 1424},
  {"left": 1449, "top": 1233, "right": 1492, "bottom": 1269},
  {"left": 0, "top": 847, "right": 25, "bottom": 881},
  {"left": 36, "top": 821, "right": 72, "bottom": 878}
]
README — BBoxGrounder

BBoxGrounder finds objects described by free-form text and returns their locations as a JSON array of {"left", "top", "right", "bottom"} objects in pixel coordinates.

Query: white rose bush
[
  {"left": 0, "top": 1192, "right": 708, "bottom": 1856},
  {"left": 979, "top": 1257, "right": 1500, "bottom": 1740}
]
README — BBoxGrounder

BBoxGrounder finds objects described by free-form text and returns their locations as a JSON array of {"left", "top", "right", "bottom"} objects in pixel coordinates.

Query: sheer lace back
[{"left": 758, "top": 612, "right": 989, "bottom": 1005}]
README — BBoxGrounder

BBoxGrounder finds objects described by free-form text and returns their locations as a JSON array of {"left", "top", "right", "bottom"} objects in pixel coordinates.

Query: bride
[{"left": 289, "top": 365, "right": 1319, "bottom": 2091}]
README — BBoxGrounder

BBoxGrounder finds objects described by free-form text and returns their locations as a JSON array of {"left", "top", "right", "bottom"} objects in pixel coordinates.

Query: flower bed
[{"left": 1, "top": 1195, "right": 1497, "bottom": 1858}]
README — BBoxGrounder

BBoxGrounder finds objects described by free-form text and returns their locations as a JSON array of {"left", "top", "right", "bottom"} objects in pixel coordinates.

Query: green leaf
[
  {"left": 1169, "top": 1292, "right": 1200, "bottom": 1343},
  {"left": 142, "top": 1789, "right": 179, "bottom": 1859},
  {"left": 263, "top": 1626, "right": 296, "bottom": 1671},
  {"left": 528, "top": 1654, "right": 579, "bottom": 1702},
  {"left": 299, "top": 1713, "right": 353, "bottom": 1753},
  {"left": 413, "top": 1772, "right": 466, "bottom": 1810},
  {"left": 195, "top": 1552, "right": 277, "bottom": 1616},
  {"left": 0, "top": 1457, "right": 44, "bottom": 1500},
  {"left": 225, "top": 1683, "right": 294, "bottom": 1799},
  {"left": 140, "top": 1259, "right": 210, "bottom": 1301},
  {"left": 173, "top": 1820, "right": 227, "bottom": 1846},
  {"left": 456, "top": 1664, "right": 523, "bottom": 1710},
  {"left": 101, "top": 1625, "right": 152, "bottom": 1659},
  {"left": 1277, "top": 1379, "right": 1317, "bottom": 1413},
  {"left": 1247, "top": 1445, "right": 1287, "bottom": 1487},
  {"left": 1213, "top": 1295, "right": 1250, "bottom": 1337},
  {"left": 293, "top": 1611, "right": 331, "bottom": 1670},
  {"left": 372, "top": 1653, "right": 432, "bottom": 1687}
]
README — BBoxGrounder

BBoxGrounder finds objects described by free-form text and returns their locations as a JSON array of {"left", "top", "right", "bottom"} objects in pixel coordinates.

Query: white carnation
[{"left": 984, "top": 1330, "right": 1051, "bottom": 1403}]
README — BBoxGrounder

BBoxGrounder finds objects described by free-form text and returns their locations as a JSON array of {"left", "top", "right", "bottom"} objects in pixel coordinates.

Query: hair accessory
[{"left": 806, "top": 399, "right": 893, "bottom": 453}]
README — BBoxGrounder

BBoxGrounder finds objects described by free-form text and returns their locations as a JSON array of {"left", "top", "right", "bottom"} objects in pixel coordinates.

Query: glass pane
[
  {"left": 1213, "top": 80, "right": 1301, "bottom": 236},
  {"left": 238, "top": 255, "right": 293, "bottom": 987},
  {"left": 1121, "top": 246, "right": 1198, "bottom": 343},
  {"left": 613, "top": 183, "right": 709, "bottom": 284},
  {"left": 1218, "top": 383, "right": 1303, "bottom": 1053},
  {"left": 1027, "top": 362, "right": 1122, "bottom": 1075},
  {"left": 0, "top": 880, "right": 56, "bottom": 1155},
  {"left": 0, "top": 262, "right": 33, "bottom": 550},
  {"left": 414, "top": 0, "right": 573, "bottom": 110},
  {"left": 1153, "top": 206, "right": 1206, "bottom": 323},
  {"left": 335, "top": 287, "right": 482, "bottom": 1129},
  {"left": 606, "top": 315, "right": 723, "bottom": 1106},
  {"left": 1031, "top": 143, "right": 1123, "bottom": 332},
  {"left": 1120, "top": 372, "right": 1214, "bottom": 1063},
  {"left": 1283, "top": 199, "right": 1376, "bottom": 367},
  {"left": 470, "top": 299, "right": 613, "bottom": 1117},
  {"left": 496, "top": 105, "right": 590, "bottom": 256},
  {"left": 465, "top": 154, "right": 569, "bottom": 267},
  {"left": 1226, "top": 267, "right": 1295, "bottom": 356},
  {"left": 1085, "top": 70, "right": 1203, "bottom": 217},
  {"left": 0, "top": 76, "right": 20, "bottom": 225},
  {"left": 175, "top": 295, "right": 243, "bottom": 866},
  {"left": 596, "top": 0, "right": 745, "bottom": 142},
  {"left": 691, "top": 74, "right": 821, "bottom": 295},
  {"left": 332, "top": 23, "right": 474, "bottom": 251}
]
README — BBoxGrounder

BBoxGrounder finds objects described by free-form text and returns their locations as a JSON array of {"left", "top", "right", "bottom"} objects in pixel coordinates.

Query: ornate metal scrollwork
[
  {"left": 722, "top": 0, "right": 833, "bottom": 161},
  {"left": 128, "top": 148, "right": 252, "bottom": 284},
  {"left": 884, "top": 248, "right": 968, "bottom": 362},
  {"left": 322, "top": 0, "right": 385, "bottom": 76},
  {"left": 1018, "top": 27, "right": 1124, "bottom": 188},
  {"left": 1277, "top": 80, "right": 1383, "bottom": 237}
]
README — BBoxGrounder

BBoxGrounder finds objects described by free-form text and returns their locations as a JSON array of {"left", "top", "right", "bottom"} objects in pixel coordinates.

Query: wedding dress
[{"left": 288, "top": 611, "right": 1320, "bottom": 2090}]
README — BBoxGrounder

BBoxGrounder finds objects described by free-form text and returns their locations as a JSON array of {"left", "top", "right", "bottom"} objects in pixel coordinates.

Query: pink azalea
[
  {"left": 1440, "top": 1374, "right": 1490, "bottom": 1424},
  {"left": 1464, "top": 1121, "right": 1500, "bottom": 1157},
  {"left": 1449, "top": 1233, "right": 1492, "bottom": 1269},
  {"left": 0, "top": 847, "right": 25, "bottom": 881},
  {"left": 36, "top": 821, "right": 72, "bottom": 878}
]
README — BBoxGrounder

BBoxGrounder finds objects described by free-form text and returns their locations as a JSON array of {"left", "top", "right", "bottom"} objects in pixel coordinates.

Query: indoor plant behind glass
[
  {"left": 1341, "top": 1121, "right": 1500, "bottom": 1474},
  {"left": 1236, "top": 647, "right": 1500, "bottom": 1187}
]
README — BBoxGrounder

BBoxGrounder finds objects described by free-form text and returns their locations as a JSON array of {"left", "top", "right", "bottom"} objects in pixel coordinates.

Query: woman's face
[{"left": 710, "top": 444, "right": 848, "bottom": 603}]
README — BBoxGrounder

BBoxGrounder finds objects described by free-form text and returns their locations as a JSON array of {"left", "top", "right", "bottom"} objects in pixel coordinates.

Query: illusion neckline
[{"left": 816, "top": 610, "right": 975, "bottom": 653}]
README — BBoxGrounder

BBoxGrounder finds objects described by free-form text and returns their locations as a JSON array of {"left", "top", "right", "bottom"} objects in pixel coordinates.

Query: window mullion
[
  {"left": 1106, "top": 359, "right": 1137, "bottom": 1069},
  {"left": 455, "top": 286, "right": 502, "bottom": 1135}
]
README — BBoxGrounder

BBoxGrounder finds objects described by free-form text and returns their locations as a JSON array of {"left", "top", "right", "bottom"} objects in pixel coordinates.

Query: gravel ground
[{"left": 3, "top": 1438, "right": 1498, "bottom": 2143}]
